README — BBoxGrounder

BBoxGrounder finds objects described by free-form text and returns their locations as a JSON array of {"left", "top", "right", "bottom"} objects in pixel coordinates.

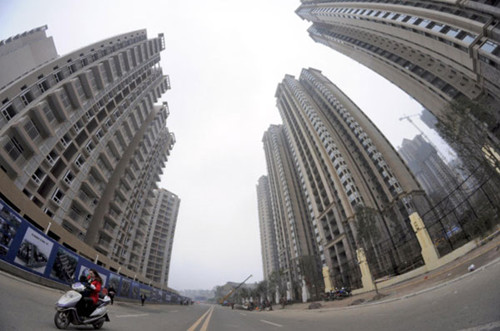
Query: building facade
[
  {"left": 275, "top": 68, "right": 431, "bottom": 287},
  {"left": 142, "top": 188, "right": 180, "bottom": 286},
  {"left": 296, "top": 1, "right": 500, "bottom": 138},
  {"left": 262, "top": 126, "right": 319, "bottom": 297},
  {"left": 0, "top": 27, "right": 175, "bottom": 273},
  {"left": 256, "top": 176, "right": 279, "bottom": 281}
]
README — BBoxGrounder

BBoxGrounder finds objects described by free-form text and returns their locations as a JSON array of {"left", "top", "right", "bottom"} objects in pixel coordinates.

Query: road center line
[
  {"left": 200, "top": 305, "right": 215, "bottom": 331},
  {"left": 260, "top": 319, "right": 283, "bottom": 328},
  {"left": 115, "top": 313, "right": 150, "bottom": 318},
  {"left": 187, "top": 305, "right": 213, "bottom": 331}
]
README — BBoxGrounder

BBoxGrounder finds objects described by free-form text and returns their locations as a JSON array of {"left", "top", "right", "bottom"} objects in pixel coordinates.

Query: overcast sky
[{"left": 1, "top": 0, "right": 452, "bottom": 291}]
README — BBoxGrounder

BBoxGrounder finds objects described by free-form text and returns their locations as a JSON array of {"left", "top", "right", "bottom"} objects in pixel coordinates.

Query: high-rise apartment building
[
  {"left": 275, "top": 68, "right": 431, "bottom": 286},
  {"left": 296, "top": 1, "right": 500, "bottom": 138},
  {"left": 0, "top": 27, "right": 175, "bottom": 272},
  {"left": 256, "top": 176, "right": 279, "bottom": 281},
  {"left": 262, "top": 126, "right": 319, "bottom": 294},
  {"left": 142, "top": 188, "right": 180, "bottom": 286}
]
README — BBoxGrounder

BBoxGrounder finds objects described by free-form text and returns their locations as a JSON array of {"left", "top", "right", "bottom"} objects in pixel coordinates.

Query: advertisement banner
[
  {"left": 120, "top": 278, "right": 131, "bottom": 297},
  {"left": 131, "top": 281, "right": 140, "bottom": 299},
  {"left": 107, "top": 272, "right": 121, "bottom": 293},
  {"left": 0, "top": 201, "right": 22, "bottom": 258},
  {"left": 14, "top": 227, "right": 54, "bottom": 275},
  {"left": 50, "top": 247, "right": 79, "bottom": 283}
]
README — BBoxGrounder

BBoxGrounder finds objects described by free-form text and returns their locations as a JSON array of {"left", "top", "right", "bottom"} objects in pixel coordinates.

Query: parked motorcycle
[
  {"left": 335, "top": 286, "right": 352, "bottom": 299},
  {"left": 54, "top": 282, "right": 110, "bottom": 329}
]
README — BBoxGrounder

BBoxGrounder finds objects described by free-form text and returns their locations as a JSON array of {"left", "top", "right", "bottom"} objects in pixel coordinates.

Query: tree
[
  {"left": 267, "top": 269, "right": 285, "bottom": 302},
  {"left": 435, "top": 96, "right": 500, "bottom": 236},
  {"left": 255, "top": 280, "right": 268, "bottom": 302},
  {"left": 437, "top": 96, "right": 500, "bottom": 181},
  {"left": 355, "top": 205, "right": 381, "bottom": 249},
  {"left": 297, "top": 255, "right": 323, "bottom": 300}
]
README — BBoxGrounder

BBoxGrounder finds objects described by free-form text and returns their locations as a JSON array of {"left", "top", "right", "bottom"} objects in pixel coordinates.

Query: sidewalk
[{"left": 283, "top": 233, "right": 500, "bottom": 311}]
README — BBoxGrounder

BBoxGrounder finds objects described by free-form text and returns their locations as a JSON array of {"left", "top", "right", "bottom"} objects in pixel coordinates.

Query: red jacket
[{"left": 89, "top": 279, "right": 102, "bottom": 305}]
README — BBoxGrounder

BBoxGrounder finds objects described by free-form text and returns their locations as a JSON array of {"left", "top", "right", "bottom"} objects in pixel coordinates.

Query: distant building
[
  {"left": 399, "top": 135, "right": 455, "bottom": 199},
  {"left": 256, "top": 176, "right": 279, "bottom": 281},
  {"left": 296, "top": 1, "right": 500, "bottom": 139},
  {"left": 273, "top": 68, "right": 431, "bottom": 286},
  {"left": 0, "top": 26, "right": 175, "bottom": 273},
  {"left": 399, "top": 135, "right": 466, "bottom": 225},
  {"left": 142, "top": 188, "right": 180, "bottom": 286},
  {"left": 262, "top": 126, "right": 319, "bottom": 296}
]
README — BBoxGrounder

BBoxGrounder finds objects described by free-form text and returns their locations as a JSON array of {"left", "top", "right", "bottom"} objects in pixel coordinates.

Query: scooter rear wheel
[{"left": 54, "top": 311, "right": 70, "bottom": 329}]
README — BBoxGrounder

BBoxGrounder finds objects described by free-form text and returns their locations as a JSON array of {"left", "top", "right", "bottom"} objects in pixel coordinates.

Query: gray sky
[{"left": 1, "top": 0, "right": 450, "bottom": 291}]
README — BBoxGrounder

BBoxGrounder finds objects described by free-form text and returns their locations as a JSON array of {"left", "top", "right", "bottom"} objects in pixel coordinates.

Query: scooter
[{"left": 54, "top": 282, "right": 110, "bottom": 329}]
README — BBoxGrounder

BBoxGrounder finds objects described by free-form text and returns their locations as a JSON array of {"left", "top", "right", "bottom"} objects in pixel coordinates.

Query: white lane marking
[
  {"left": 260, "top": 319, "right": 283, "bottom": 327},
  {"left": 458, "top": 320, "right": 500, "bottom": 331},
  {"left": 170, "top": 310, "right": 179, "bottom": 313},
  {"left": 115, "top": 313, "right": 150, "bottom": 318},
  {"left": 239, "top": 312, "right": 247, "bottom": 316}
]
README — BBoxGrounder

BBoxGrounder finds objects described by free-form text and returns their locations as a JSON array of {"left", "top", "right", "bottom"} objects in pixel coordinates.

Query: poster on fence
[
  {"left": 14, "top": 227, "right": 54, "bottom": 274},
  {"left": 107, "top": 273, "right": 121, "bottom": 291},
  {"left": 120, "top": 278, "right": 131, "bottom": 297},
  {"left": 0, "top": 202, "right": 22, "bottom": 257},
  {"left": 50, "top": 247, "right": 79, "bottom": 283},
  {"left": 131, "top": 282, "right": 140, "bottom": 299}
]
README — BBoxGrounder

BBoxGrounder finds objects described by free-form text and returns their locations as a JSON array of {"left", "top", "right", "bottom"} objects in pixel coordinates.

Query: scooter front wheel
[
  {"left": 93, "top": 318, "right": 105, "bottom": 329},
  {"left": 54, "top": 311, "right": 70, "bottom": 329}
]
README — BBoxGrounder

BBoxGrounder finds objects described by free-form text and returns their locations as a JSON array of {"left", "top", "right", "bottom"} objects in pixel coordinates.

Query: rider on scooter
[{"left": 77, "top": 269, "right": 102, "bottom": 317}]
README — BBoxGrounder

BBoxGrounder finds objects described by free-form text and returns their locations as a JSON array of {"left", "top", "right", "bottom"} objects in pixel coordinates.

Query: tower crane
[
  {"left": 219, "top": 274, "right": 253, "bottom": 305},
  {"left": 399, "top": 113, "right": 448, "bottom": 161}
]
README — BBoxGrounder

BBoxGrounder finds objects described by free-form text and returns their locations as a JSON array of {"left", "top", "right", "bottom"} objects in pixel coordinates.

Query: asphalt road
[{"left": 0, "top": 259, "right": 499, "bottom": 331}]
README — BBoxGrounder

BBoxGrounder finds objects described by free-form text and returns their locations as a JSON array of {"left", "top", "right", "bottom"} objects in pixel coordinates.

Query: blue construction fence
[{"left": 0, "top": 198, "right": 186, "bottom": 304}]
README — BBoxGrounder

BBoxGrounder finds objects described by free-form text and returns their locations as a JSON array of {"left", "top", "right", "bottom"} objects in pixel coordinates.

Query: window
[
  {"left": 1, "top": 103, "right": 16, "bottom": 121},
  {"left": 43, "top": 104, "right": 56, "bottom": 123},
  {"left": 96, "top": 129, "right": 104, "bottom": 140},
  {"left": 54, "top": 71, "right": 63, "bottom": 83},
  {"left": 73, "top": 121, "right": 83, "bottom": 133},
  {"left": 480, "top": 41, "right": 498, "bottom": 54},
  {"left": 59, "top": 91, "right": 72, "bottom": 110},
  {"left": 75, "top": 154, "right": 85, "bottom": 168},
  {"left": 60, "top": 134, "right": 70, "bottom": 147},
  {"left": 85, "top": 141, "right": 95, "bottom": 153},
  {"left": 24, "top": 119, "right": 40, "bottom": 140},
  {"left": 4, "top": 137, "right": 24, "bottom": 161},
  {"left": 46, "top": 150, "right": 58, "bottom": 164},
  {"left": 63, "top": 170, "right": 75, "bottom": 185},
  {"left": 32, "top": 168, "right": 45, "bottom": 184},
  {"left": 52, "top": 188, "right": 64, "bottom": 204}
]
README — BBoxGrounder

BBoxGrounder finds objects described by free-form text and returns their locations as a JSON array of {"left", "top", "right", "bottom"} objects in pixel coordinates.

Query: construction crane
[
  {"left": 219, "top": 274, "right": 252, "bottom": 305},
  {"left": 399, "top": 113, "right": 449, "bottom": 161}
]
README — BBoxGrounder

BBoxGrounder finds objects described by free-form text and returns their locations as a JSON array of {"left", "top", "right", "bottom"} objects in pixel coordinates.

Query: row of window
[
  {"left": 1, "top": 34, "right": 159, "bottom": 128},
  {"left": 300, "top": 0, "right": 491, "bottom": 24},
  {"left": 311, "top": 26, "right": 470, "bottom": 101},
  {"left": 303, "top": 71, "right": 404, "bottom": 198}
]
